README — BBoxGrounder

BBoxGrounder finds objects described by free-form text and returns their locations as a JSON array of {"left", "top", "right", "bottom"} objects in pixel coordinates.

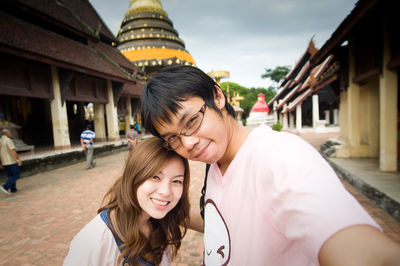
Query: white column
[
  {"left": 312, "top": 94, "right": 319, "bottom": 128},
  {"left": 94, "top": 103, "right": 106, "bottom": 142},
  {"left": 125, "top": 97, "right": 133, "bottom": 129},
  {"left": 50, "top": 65, "right": 71, "bottom": 149},
  {"left": 289, "top": 112, "right": 294, "bottom": 128},
  {"left": 379, "top": 17, "right": 398, "bottom": 171},
  {"left": 333, "top": 109, "right": 339, "bottom": 125},
  {"left": 105, "top": 80, "right": 120, "bottom": 141},
  {"left": 296, "top": 105, "right": 302, "bottom": 131},
  {"left": 273, "top": 101, "right": 278, "bottom": 123},
  {"left": 324, "top": 110, "right": 330, "bottom": 125}
]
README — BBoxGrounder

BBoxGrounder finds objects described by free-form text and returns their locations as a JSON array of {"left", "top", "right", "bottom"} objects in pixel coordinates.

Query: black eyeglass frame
[{"left": 163, "top": 103, "right": 207, "bottom": 150}]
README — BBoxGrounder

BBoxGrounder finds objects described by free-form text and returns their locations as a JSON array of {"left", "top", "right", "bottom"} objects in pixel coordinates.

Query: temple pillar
[
  {"left": 324, "top": 110, "right": 330, "bottom": 125},
  {"left": 336, "top": 37, "right": 363, "bottom": 157},
  {"left": 273, "top": 101, "right": 278, "bottom": 123},
  {"left": 50, "top": 65, "right": 71, "bottom": 149},
  {"left": 289, "top": 111, "right": 294, "bottom": 128},
  {"left": 333, "top": 109, "right": 339, "bottom": 125},
  {"left": 296, "top": 105, "right": 302, "bottom": 131},
  {"left": 125, "top": 97, "right": 133, "bottom": 129},
  {"left": 312, "top": 94, "right": 319, "bottom": 128},
  {"left": 282, "top": 104, "right": 288, "bottom": 129},
  {"left": 379, "top": 21, "right": 398, "bottom": 171},
  {"left": 105, "top": 80, "right": 120, "bottom": 141},
  {"left": 94, "top": 103, "right": 106, "bottom": 142}
]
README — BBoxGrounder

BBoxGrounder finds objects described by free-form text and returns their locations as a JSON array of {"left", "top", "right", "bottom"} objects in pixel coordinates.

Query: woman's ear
[{"left": 214, "top": 85, "right": 226, "bottom": 110}]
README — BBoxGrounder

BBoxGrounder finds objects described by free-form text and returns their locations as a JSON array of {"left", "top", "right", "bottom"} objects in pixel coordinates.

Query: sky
[{"left": 89, "top": 0, "right": 358, "bottom": 89}]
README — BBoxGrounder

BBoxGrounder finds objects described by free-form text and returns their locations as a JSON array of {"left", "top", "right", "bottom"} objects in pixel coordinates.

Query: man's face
[{"left": 155, "top": 96, "right": 230, "bottom": 164}]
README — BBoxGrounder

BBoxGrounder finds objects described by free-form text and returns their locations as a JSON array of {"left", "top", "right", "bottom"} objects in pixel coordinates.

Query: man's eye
[
  {"left": 186, "top": 114, "right": 199, "bottom": 128},
  {"left": 167, "top": 135, "right": 178, "bottom": 142}
]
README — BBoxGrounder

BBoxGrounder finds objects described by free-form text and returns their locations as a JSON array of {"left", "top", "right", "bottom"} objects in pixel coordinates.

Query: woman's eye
[
  {"left": 152, "top": 175, "right": 160, "bottom": 181},
  {"left": 172, "top": 179, "right": 183, "bottom": 184}
]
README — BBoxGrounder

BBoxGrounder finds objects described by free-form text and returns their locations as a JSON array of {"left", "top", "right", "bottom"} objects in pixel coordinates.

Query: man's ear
[{"left": 214, "top": 85, "right": 226, "bottom": 109}]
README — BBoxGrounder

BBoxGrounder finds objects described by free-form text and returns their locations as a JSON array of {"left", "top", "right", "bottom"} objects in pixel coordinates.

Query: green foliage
[
  {"left": 219, "top": 82, "right": 276, "bottom": 120},
  {"left": 261, "top": 65, "right": 291, "bottom": 86},
  {"left": 272, "top": 120, "right": 283, "bottom": 132}
]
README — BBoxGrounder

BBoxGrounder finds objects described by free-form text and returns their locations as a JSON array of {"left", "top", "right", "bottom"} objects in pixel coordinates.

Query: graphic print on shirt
[{"left": 204, "top": 199, "right": 231, "bottom": 266}]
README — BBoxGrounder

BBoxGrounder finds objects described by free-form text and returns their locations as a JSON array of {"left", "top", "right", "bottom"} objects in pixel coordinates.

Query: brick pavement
[
  {"left": 0, "top": 150, "right": 205, "bottom": 266},
  {"left": 0, "top": 131, "right": 399, "bottom": 266}
]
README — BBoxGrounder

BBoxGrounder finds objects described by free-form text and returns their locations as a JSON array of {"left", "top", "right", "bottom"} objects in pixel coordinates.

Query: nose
[
  {"left": 157, "top": 179, "right": 171, "bottom": 196},
  {"left": 180, "top": 135, "right": 199, "bottom": 150}
]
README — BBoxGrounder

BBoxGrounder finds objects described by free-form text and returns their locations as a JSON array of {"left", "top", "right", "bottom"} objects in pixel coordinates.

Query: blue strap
[{"left": 100, "top": 209, "right": 155, "bottom": 266}]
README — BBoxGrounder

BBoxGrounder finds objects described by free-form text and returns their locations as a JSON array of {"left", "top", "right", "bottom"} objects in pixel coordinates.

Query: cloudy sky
[{"left": 89, "top": 0, "right": 358, "bottom": 88}]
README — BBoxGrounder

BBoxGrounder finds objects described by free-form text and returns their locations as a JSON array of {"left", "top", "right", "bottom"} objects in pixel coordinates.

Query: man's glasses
[{"left": 163, "top": 103, "right": 207, "bottom": 150}]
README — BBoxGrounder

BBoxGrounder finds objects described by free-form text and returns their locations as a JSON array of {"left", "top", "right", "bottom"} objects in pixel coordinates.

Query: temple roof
[
  {"left": 117, "top": 0, "right": 195, "bottom": 72},
  {"left": 0, "top": 0, "right": 143, "bottom": 95},
  {"left": 4, "top": 0, "right": 116, "bottom": 43}
]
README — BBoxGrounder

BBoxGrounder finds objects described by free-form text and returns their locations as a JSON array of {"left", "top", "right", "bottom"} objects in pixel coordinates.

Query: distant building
[
  {"left": 116, "top": 0, "right": 195, "bottom": 82},
  {"left": 267, "top": 40, "right": 340, "bottom": 133},
  {"left": 247, "top": 94, "right": 274, "bottom": 126},
  {"left": 0, "top": 0, "right": 142, "bottom": 149}
]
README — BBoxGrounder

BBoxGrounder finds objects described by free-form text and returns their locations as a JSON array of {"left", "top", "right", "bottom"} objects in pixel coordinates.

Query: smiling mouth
[
  {"left": 193, "top": 141, "right": 210, "bottom": 158},
  {"left": 151, "top": 198, "right": 169, "bottom": 206}
]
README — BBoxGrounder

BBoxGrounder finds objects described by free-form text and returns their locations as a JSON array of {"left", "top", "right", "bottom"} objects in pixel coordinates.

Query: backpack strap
[
  {"left": 199, "top": 164, "right": 210, "bottom": 219},
  {"left": 100, "top": 210, "right": 155, "bottom": 266}
]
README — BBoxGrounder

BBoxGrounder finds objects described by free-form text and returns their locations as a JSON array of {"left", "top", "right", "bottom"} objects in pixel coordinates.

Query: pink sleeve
[{"left": 259, "top": 133, "right": 380, "bottom": 264}]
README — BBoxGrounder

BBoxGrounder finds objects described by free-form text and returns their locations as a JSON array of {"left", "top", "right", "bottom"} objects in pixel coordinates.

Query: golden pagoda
[{"left": 117, "top": 0, "right": 195, "bottom": 82}]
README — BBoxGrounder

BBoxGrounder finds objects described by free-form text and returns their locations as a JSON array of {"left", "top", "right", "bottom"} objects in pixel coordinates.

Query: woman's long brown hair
[{"left": 98, "top": 137, "right": 190, "bottom": 265}]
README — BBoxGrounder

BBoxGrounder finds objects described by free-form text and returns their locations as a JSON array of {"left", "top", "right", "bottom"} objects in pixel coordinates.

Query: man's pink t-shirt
[{"left": 203, "top": 125, "right": 380, "bottom": 265}]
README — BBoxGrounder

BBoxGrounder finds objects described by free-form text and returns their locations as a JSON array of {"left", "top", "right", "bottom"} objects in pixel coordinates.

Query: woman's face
[{"left": 137, "top": 156, "right": 185, "bottom": 220}]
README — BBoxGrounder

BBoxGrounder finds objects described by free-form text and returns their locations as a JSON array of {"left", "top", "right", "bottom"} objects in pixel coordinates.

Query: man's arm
[
  {"left": 11, "top": 149, "right": 21, "bottom": 166},
  {"left": 319, "top": 225, "right": 400, "bottom": 266},
  {"left": 80, "top": 138, "right": 86, "bottom": 150},
  {"left": 189, "top": 208, "right": 204, "bottom": 233}
]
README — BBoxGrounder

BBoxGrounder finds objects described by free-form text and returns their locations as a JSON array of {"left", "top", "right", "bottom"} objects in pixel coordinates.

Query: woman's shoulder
[{"left": 63, "top": 214, "right": 120, "bottom": 266}]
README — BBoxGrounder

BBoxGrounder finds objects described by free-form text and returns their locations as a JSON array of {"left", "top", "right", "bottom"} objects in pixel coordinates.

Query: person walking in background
[
  {"left": 126, "top": 124, "right": 139, "bottom": 151},
  {"left": 135, "top": 121, "right": 141, "bottom": 134},
  {"left": 64, "top": 137, "right": 191, "bottom": 265},
  {"left": 80, "top": 124, "right": 96, "bottom": 169},
  {"left": 0, "top": 128, "right": 22, "bottom": 194}
]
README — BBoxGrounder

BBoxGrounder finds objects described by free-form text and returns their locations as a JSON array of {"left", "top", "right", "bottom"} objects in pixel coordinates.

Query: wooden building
[
  {"left": 0, "top": 0, "right": 143, "bottom": 150},
  {"left": 268, "top": 41, "right": 341, "bottom": 132},
  {"left": 311, "top": 0, "right": 399, "bottom": 171}
]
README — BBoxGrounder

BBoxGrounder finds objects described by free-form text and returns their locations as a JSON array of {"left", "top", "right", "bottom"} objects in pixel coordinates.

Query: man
[
  {"left": 140, "top": 65, "right": 400, "bottom": 265},
  {"left": 80, "top": 124, "right": 96, "bottom": 169},
  {"left": 126, "top": 124, "right": 139, "bottom": 151},
  {"left": 0, "top": 128, "right": 22, "bottom": 194}
]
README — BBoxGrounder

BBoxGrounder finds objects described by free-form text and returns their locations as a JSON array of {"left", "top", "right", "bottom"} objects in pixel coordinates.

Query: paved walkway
[{"left": 0, "top": 132, "right": 399, "bottom": 265}]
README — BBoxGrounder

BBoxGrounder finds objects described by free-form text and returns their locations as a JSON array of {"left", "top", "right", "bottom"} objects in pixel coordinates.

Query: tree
[{"left": 261, "top": 65, "right": 291, "bottom": 87}]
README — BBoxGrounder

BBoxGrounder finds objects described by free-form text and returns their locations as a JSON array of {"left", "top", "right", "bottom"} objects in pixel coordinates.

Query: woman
[{"left": 64, "top": 137, "right": 190, "bottom": 265}]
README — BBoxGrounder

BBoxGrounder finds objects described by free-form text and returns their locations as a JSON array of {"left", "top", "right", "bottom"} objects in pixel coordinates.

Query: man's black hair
[
  {"left": 86, "top": 124, "right": 92, "bottom": 131},
  {"left": 141, "top": 65, "right": 236, "bottom": 138}
]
